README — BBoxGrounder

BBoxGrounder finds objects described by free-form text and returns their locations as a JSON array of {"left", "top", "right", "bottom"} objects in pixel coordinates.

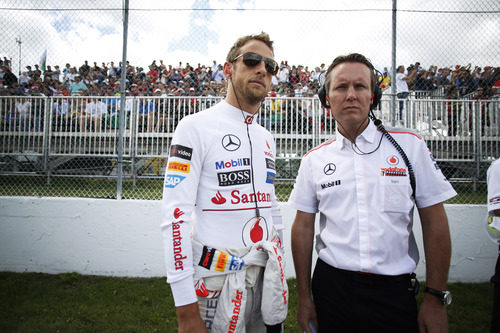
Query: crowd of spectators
[
  {"left": 399, "top": 63, "right": 500, "bottom": 98},
  {"left": 0, "top": 56, "right": 499, "bottom": 99},
  {"left": 0, "top": 57, "right": 498, "bottom": 135}
]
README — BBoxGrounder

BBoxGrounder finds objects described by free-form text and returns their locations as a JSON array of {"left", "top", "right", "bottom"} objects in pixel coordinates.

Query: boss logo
[{"left": 217, "top": 169, "right": 251, "bottom": 186}]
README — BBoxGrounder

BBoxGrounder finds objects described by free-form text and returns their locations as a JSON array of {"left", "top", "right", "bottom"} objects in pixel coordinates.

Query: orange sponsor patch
[
  {"left": 214, "top": 252, "right": 228, "bottom": 272},
  {"left": 168, "top": 161, "right": 190, "bottom": 173}
]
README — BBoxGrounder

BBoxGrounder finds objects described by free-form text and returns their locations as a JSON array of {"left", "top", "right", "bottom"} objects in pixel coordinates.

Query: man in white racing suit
[{"left": 161, "top": 32, "right": 287, "bottom": 333}]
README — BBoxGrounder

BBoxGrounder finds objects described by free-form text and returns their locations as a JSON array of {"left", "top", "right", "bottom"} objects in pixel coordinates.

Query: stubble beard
[{"left": 235, "top": 77, "right": 268, "bottom": 106}]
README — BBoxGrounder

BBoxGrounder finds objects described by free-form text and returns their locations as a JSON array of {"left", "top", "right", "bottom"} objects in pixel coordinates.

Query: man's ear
[{"left": 223, "top": 62, "right": 232, "bottom": 80}]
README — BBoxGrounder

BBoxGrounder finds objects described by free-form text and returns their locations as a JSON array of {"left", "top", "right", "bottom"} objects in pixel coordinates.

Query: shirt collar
[
  {"left": 220, "top": 100, "right": 257, "bottom": 125},
  {"left": 335, "top": 119, "right": 378, "bottom": 149}
]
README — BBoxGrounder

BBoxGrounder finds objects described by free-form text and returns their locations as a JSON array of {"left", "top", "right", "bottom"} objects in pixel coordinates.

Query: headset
[{"left": 317, "top": 66, "right": 416, "bottom": 198}]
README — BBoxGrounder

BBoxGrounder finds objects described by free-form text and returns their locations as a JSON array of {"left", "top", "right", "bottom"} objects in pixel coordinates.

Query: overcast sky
[{"left": 0, "top": 0, "right": 498, "bottom": 75}]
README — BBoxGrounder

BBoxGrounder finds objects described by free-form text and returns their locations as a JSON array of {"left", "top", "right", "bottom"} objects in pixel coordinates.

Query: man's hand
[
  {"left": 418, "top": 293, "right": 448, "bottom": 333},
  {"left": 176, "top": 302, "right": 208, "bottom": 333},
  {"left": 297, "top": 296, "right": 318, "bottom": 333}
]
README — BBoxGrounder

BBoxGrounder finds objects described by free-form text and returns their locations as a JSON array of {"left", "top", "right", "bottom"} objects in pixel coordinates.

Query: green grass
[
  {"left": 0, "top": 175, "right": 488, "bottom": 204},
  {"left": 0, "top": 272, "right": 494, "bottom": 332}
]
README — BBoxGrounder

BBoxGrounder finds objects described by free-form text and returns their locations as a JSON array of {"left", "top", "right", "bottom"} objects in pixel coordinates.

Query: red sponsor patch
[
  {"left": 211, "top": 191, "right": 226, "bottom": 205},
  {"left": 173, "top": 208, "right": 184, "bottom": 219}
]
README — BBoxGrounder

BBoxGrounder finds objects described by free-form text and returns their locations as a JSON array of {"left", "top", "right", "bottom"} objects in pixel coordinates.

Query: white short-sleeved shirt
[
  {"left": 488, "top": 159, "right": 500, "bottom": 214},
  {"left": 396, "top": 72, "right": 408, "bottom": 94},
  {"left": 288, "top": 120, "right": 456, "bottom": 275}
]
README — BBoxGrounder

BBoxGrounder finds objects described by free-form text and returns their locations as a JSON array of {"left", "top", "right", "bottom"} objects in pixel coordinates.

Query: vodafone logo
[
  {"left": 386, "top": 155, "right": 399, "bottom": 166},
  {"left": 211, "top": 191, "right": 226, "bottom": 205},
  {"left": 244, "top": 115, "right": 253, "bottom": 124},
  {"left": 264, "top": 140, "right": 274, "bottom": 158},
  {"left": 242, "top": 216, "right": 268, "bottom": 246}
]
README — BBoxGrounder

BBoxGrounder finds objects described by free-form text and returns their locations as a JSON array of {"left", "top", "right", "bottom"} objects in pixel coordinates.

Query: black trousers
[{"left": 312, "top": 258, "right": 418, "bottom": 333}]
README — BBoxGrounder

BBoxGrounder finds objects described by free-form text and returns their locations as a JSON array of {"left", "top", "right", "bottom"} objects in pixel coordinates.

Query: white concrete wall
[{"left": 0, "top": 197, "right": 496, "bottom": 282}]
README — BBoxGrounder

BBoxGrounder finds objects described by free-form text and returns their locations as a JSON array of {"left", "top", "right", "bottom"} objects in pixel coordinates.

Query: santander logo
[
  {"left": 174, "top": 208, "right": 184, "bottom": 219},
  {"left": 211, "top": 191, "right": 226, "bottom": 205},
  {"left": 171, "top": 207, "right": 186, "bottom": 271}
]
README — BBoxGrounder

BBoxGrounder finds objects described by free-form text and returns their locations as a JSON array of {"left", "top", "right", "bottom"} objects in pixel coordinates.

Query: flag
[{"left": 39, "top": 49, "right": 47, "bottom": 71}]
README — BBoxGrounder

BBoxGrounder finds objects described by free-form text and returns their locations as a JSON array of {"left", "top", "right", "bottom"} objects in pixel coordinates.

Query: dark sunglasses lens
[
  {"left": 264, "top": 60, "right": 278, "bottom": 75},
  {"left": 242, "top": 54, "right": 278, "bottom": 75},
  {"left": 242, "top": 57, "right": 261, "bottom": 67}
]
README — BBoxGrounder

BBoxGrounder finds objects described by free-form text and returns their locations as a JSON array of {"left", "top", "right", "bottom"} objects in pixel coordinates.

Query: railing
[{"left": 0, "top": 95, "right": 498, "bottom": 186}]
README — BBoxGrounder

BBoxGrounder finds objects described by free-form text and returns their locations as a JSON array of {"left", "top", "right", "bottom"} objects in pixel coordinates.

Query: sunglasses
[{"left": 232, "top": 52, "right": 279, "bottom": 75}]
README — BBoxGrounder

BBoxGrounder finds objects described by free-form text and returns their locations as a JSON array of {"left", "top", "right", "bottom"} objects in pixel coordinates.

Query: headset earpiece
[
  {"left": 318, "top": 84, "right": 330, "bottom": 108},
  {"left": 223, "top": 63, "right": 232, "bottom": 80}
]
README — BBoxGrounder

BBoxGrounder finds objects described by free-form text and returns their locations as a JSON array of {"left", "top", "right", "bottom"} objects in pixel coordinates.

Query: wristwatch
[{"left": 424, "top": 286, "right": 452, "bottom": 305}]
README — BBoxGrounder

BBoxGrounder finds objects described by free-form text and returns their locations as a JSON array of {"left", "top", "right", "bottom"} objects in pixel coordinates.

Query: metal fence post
[
  {"left": 43, "top": 97, "right": 51, "bottom": 185},
  {"left": 391, "top": 0, "right": 397, "bottom": 127},
  {"left": 474, "top": 100, "right": 481, "bottom": 192},
  {"left": 116, "top": 0, "right": 129, "bottom": 200}
]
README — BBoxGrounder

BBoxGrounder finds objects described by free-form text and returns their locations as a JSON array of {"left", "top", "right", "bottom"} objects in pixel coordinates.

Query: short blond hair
[{"left": 226, "top": 32, "right": 274, "bottom": 63}]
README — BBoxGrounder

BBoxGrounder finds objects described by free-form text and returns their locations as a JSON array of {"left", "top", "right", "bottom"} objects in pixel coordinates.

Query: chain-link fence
[{"left": 0, "top": 0, "right": 499, "bottom": 203}]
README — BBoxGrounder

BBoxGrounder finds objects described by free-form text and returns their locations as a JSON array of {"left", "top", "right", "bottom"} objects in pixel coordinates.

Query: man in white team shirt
[
  {"left": 161, "top": 32, "right": 286, "bottom": 333},
  {"left": 289, "top": 53, "right": 456, "bottom": 333},
  {"left": 487, "top": 159, "right": 500, "bottom": 332}
]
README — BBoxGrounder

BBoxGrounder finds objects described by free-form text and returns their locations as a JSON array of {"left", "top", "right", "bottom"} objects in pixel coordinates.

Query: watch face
[{"left": 443, "top": 291, "right": 452, "bottom": 305}]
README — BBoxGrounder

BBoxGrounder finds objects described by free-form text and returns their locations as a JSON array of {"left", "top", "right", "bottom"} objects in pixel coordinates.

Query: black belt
[{"left": 318, "top": 258, "right": 419, "bottom": 294}]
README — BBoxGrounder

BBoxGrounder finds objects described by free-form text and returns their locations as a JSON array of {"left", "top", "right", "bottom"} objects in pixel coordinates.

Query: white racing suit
[
  {"left": 192, "top": 237, "right": 288, "bottom": 332},
  {"left": 160, "top": 101, "right": 286, "bottom": 332}
]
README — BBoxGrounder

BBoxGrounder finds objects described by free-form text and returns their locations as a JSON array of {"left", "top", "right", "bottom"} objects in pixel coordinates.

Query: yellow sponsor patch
[
  {"left": 168, "top": 161, "right": 190, "bottom": 173},
  {"left": 214, "top": 252, "right": 228, "bottom": 272}
]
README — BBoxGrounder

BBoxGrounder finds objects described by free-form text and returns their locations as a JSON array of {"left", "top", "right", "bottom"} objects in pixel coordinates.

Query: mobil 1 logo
[{"left": 217, "top": 169, "right": 251, "bottom": 186}]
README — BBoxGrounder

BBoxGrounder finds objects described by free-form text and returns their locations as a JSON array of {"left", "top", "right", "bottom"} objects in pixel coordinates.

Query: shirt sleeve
[
  {"left": 413, "top": 138, "right": 457, "bottom": 208},
  {"left": 267, "top": 137, "right": 283, "bottom": 232},
  {"left": 160, "top": 115, "right": 202, "bottom": 306},
  {"left": 287, "top": 153, "right": 319, "bottom": 213},
  {"left": 488, "top": 160, "right": 500, "bottom": 214}
]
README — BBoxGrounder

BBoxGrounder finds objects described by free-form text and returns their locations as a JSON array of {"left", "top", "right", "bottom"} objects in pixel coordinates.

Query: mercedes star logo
[
  {"left": 323, "top": 163, "right": 336, "bottom": 175},
  {"left": 221, "top": 134, "right": 241, "bottom": 151}
]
